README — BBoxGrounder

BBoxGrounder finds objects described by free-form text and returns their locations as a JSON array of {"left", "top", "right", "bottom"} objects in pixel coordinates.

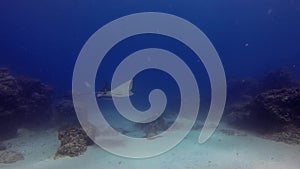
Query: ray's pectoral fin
[
  {"left": 110, "top": 80, "right": 133, "bottom": 97},
  {"left": 97, "top": 80, "right": 134, "bottom": 98}
]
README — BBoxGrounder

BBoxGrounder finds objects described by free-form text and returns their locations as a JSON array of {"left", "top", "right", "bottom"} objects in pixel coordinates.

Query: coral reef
[
  {"left": 0, "top": 67, "right": 52, "bottom": 140},
  {"left": 226, "top": 67, "right": 299, "bottom": 106},
  {"left": 225, "top": 67, "right": 300, "bottom": 145},
  {"left": 253, "top": 88, "right": 300, "bottom": 125},
  {"left": 55, "top": 127, "right": 92, "bottom": 159},
  {"left": 0, "top": 68, "right": 20, "bottom": 102},
  {"left": 0, "top": 150, "right": 24, "bottom": 164},
  {"left": 226, "top": 87, "right": 300, "bottom": 129},
  {"left": 15, "top": 77, "right": 53, "bottom": 125},
  {"left": 0, "top": 68, "right": 21, "bottom": 139},
  {"left": 225, "top": 87, "right": 300, "bottom": 144}
]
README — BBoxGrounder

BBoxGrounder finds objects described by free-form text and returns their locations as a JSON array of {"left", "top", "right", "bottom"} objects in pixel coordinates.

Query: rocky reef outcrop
[
  {"left": 14, "top": 77, "right": 53, "bottom": 125},
  {"left": 0, "top": 68, "right": 52, "bottom": 140},
  {"left": 225, "top": 68, "right": 300, "bottom": 144},
  {"left": 226, "top": 87, "right": 300, "bottom": 130},
  {"left": 55, "top": 126, "right": 92, "bottom": 159},
  {"left": 0, "top": 142, "right": 6, "bottom": 151},
  {"left": 226, "top": 68, "right": 298, "bottom": 104},
  {"left": 253, "top": 88, "right": 300, "bottom": 125}
]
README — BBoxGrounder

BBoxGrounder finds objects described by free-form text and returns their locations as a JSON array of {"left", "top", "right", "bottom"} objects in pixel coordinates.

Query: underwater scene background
[{"left": 0, "top": 0, "right": 300, "bottom": 169}]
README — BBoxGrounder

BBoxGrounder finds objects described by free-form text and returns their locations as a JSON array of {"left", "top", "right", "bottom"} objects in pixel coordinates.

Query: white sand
[{"left": 1, "top": 125, "right": 300, "bottom": 169}]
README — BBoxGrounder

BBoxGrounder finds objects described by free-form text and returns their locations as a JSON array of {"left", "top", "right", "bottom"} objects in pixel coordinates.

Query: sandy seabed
[{"left": 1, "top": 123, "right": 300, "bottom": 169}]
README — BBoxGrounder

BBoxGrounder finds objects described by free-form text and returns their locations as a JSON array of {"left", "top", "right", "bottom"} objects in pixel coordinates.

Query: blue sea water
[{"left": 1, "top": 0, "right": 299, "bottom": 94}]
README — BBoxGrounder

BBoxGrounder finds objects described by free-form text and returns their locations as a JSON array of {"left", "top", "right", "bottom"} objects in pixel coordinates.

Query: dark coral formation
[
  {"left": 225, "top": 87, "right": 300, "bottom": 144},
  {"left": 55, "top": 127, "right": 92, "bottom": 158},
  {"left": 0, "top": 150, "right": 24, "bottom": 164},
  {"left": 253, "top": 88, "right": 300, "bottom": 125},
  {"left": 0, "top": 68, "right": 20, "bottom": 102},
  {"left": 0, "top": 68, "right": 21, "bottom": 139},
  {"left": 0, "top": 68, "right": 52, "bottom": 140},
  {"left": 226, "top": 87, "right": 300, "bottom": 129},
  {"left": 225, "top": 67, "right": 300, "bottom": 144},
  {"left": 14, "top": 78, "right": 52, "bottom": 128},
  {"left": 226, "top": 68, "right": 299, "bottom": 105}
]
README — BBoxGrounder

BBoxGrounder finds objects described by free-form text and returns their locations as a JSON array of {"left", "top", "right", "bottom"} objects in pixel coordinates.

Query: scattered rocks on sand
[
  {"left": 55, "top": 127, "right": 92, "bottom": 159},
  {"left": 0, "top": 150, "right": 24, "bottom": 164}
]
